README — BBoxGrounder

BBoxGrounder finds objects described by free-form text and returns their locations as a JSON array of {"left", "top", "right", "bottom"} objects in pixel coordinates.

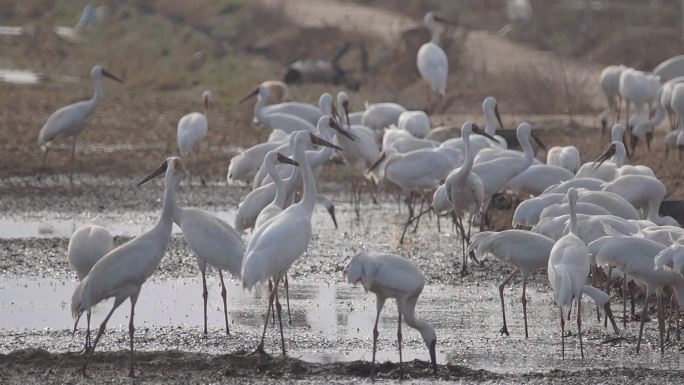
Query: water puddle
[
  {"left": 0, "top": 211, "right": 236, "bottom": 239},
  {"left": 0, "top": 68, "right": 41, "bottom": 85},
  {"left": 0, "top": 277, "right": 680, "bottom": 373}
]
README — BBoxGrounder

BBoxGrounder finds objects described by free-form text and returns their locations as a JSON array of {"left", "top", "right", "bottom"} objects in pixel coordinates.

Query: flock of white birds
[{"left": 31, "top": 9, "right": 684, "bottom": 379}]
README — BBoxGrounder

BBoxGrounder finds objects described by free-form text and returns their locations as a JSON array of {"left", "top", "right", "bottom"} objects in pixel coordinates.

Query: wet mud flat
[
  {"left": 0, "top": 180, "right": 683, "bottom": 384},
  {"left": 1, "top": 348, "right": 682, "bottom": 385}
]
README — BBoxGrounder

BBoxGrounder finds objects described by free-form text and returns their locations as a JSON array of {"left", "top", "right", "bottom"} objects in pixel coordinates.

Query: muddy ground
[{"left": 0, "top": 182, "right": 683, "bottom": 384}]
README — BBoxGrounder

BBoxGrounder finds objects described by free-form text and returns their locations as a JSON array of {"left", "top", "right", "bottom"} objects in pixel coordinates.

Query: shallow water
[
  {"left": 0, "top": 69, "right": 40, "bottom": 85},
  {"left": 0, "top": 201, "right": 682, "bottom": 377}
]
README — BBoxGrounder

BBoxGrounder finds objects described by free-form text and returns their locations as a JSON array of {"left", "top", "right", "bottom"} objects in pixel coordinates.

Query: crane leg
[
  {"left": 577, "top": 296, "right": 584, "bottom": 360},
  {"left": 274, "top": 280, "right": 286, "bottom": 357},
  {"left": 636, "top": 289, "right": 651, "bottom": 354},
  {"left": 38, "top": 147, "right": 50, "bottom": 181},
  {"left": 412, "top": 197, "right": 425, "bottom": 233},
  {"left": 603, "top": 266, "right": 613, "bottom": 326},
  {"left": 219, "top": 270, "right": 230, "bottom": 336},
  {"left": 284, "top": 272, "right": 292, "bottom": 324},
  {"left": 622, "top": 273, "right": 628, "bottom": 328},
  {"left": 629, "top": 282, "right": 636, "bottom": 318},
  {"left": 657, "top": 291, "right": 665, "bottom": 354},
  {"left": 522, "top": 275, "right": 529, "bottom": 339},
  {"left": 85, "top": 311, "right": 91, "bottom": 351},
  {"left": 201, "top": 269, "right": 208, "bottom": 335},
  {"left": 498, "top": 267, "right": 518, "bottom": 336},
  {"left": 69, "top": 136, "right": 77, "bottom": 186},
  {"left": 270, "top": 280, "right": 276, "bottom": 325},
  {"left": 253, "top": 280, "right": 276, "bottom": 354},
  {"left": 79, "top": 296, "right": 126, "bottom": 377},
  {"left": 560, "top": 307, "right": 565, "bottom": 360},
  {"left": 128, "top": 292, "right": 139, "bottom": 378},
  {"left": 372, "top": 297, "right": 385, "bottom": 365},
  {"left": 397, "top": 309, "right": 403, "bottom": 375},
  {"left": 666, "top": 290, "right": 675, "bottom": 342}
]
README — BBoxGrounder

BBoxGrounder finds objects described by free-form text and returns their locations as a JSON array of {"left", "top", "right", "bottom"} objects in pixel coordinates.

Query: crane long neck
[
  {"left": 268, "top": 161, "right": 287, "bottom": 209},
  {"left": 483, "top": 110, "right": 497, "bottom": 135},
  {"left": 402, "top": 297, "right": 435, "bottom": 348},
  {"left": 159, "top": 173, "right": 177, "bottom": 228},
  {"left": 254, "top": 94, "right": 266, "bottom": 123},
  {"left": 429, "top": 23, "right": 440, "bottom": 45},
  {"left": 520, "top": 133, "right": 534, "bottom": 166},
  {"left": 568, "top": 200, "right": 578, "bottom": 236},
  {"left": 459, "top": 132, "right": 474, "bottom": 178},
  {"left": 295, "top": 144, "right": 317, "bottom": 213},
  {"left": 88, "top": 76, "right": 103, "bottom": 113}
]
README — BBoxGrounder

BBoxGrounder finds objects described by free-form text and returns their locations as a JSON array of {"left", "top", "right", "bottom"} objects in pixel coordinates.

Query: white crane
[
  {"left": 71, "top": 157, "right": 185, "bottom": 377},
  {"left": 177, "top": 90, "right": 212, "bottom": 185},
  {"left": 442, "top": 122, "right": 495, "bottom": 273},
  {"left": 586, "top": 141, "right": 655, "bottom": 181},
  {"left": 240, "top": 131, "right": 341, "bottom": 356},
  {"left": 601, "top": 175, "right": 677, "bottom": 225},
  {"left": 481, "top": 96, "right": 507, "bottom": 147},
  {"left": 655, "top": 242, "right": 684, "bottom": 278},
  {"left": 337, "top": 91, "right": 381, "bottom": 215},
  {"left": 345, "top": 252, "right": 437, "bottom": 372},
  {"left": 235, "top": 118, "right": 349, "bottom": 233},
  {"left": 546, "top": 146, "right": 580, "bottom": 173},
  {"left": 506, "top": 164, "right": 574, "bottom": 196},
  {"left": 227, "top": 141, "right": 285, "bottom": 184},
  {"left": 361, "top": 102, "right": 407, "bottom": 133},
  {"left": 417, "top": 11, "right": 450, "bottom": 111},
  {"left": 398, "top": 110, "right": 431, "bottom": 138},
  {"left": 254, "top": 152, "right": 300, "bottom": 229},
  {"left": 174, "top": 206, "right": 246, "bottom": 336},
  {"left": 543, "top": 177, "right": 606, "bottom": 194},
  {"left": 68, "top": 224, "right": 113, "bottom": 351},
  {"left": 242, "top": 80, "right": 323, "bottom": 125},
  {"left": 512, "top": 193, "right": 565, "bottom": 228},
  {"left": 570, "top": 190, "right": 641, "bottom": 220},
  {"left": 547, "top": 188, "right": 591, "bottom": 359},
  {"left": 619, "top": 69, "right": 660, "bottom": 149},
  {"left": 472, "top": 123, "right": 537, "bottom": 223},
  {"left": 239, "top": 84, "right": 316, "bottom": 134},
  {"left": 474, "top": 122, "right": 545, "bottom": 164},
  {"left": 37, "top": 65, "right": 123, "bottom": 184},
  {"left": 590, "top": 236, "right": 681, "bottom": 354},
  {"left": 367, "top": 144, "right": 457, "bottom": 220},
  {"left": 539, "top": 202, "right": 611, "bottom": 220},
  {"left": 235, "top": 149, "right": 299, "bottom": 233},
  {"left": 469, "top": 230, "right": 555, "bottom": 338},
  {"left": 599, "top": 65, "right": 627, "bottom": 134}
]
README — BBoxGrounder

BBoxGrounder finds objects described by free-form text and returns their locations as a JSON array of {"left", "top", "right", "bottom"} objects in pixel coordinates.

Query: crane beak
[
  {"left": 331, "top": 102, "right": 341, "bottom": 123},
  {"left": 330, "top": 117, "right": 357, "bottom": 140},
  {"left": 239, "top": 87, "right": 259, "bottom": 104},
  {"left": 102, "top": 69, "right": 123, "bottom": 83},
  {"left": 137, "top": 160, "right": 168, "bottom": 186},
  {"left": 433, "top": 15, "right": 455, "bottom": 25},
  {"left": 472, "top": 124, "right": 497, "bottom": 141},
  {"left": 531, "top": 132, "right": 547, "bottom": 151},
  {"left": 367, "top": 152, "right": 386, "bottom": 172},
  {"left": 429, "top": 339, "right": 437, "bottom": 373},
  {"left": 327, "top": 204, "right": 338, "bottom": 229},
  {"left": 343, "top": 101, "right": 352, "bottom": 129},
  {"left": 309, "top": 133, "right": 342, "bottom": 150},
  {"left": 276, "top": 152, "right": 299, "bottom": 166},
  {"left": 72, "top": 313, "right": 82, "bottom": 336},
  {"left": 494, "top": 105, "right": 504, "bottom": 129},
  {"left": 604, "top": 303, "right": 619, "bottom": 334},
  {"left": 592, "top": 144, "right": 616, "bottom": 170}
]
